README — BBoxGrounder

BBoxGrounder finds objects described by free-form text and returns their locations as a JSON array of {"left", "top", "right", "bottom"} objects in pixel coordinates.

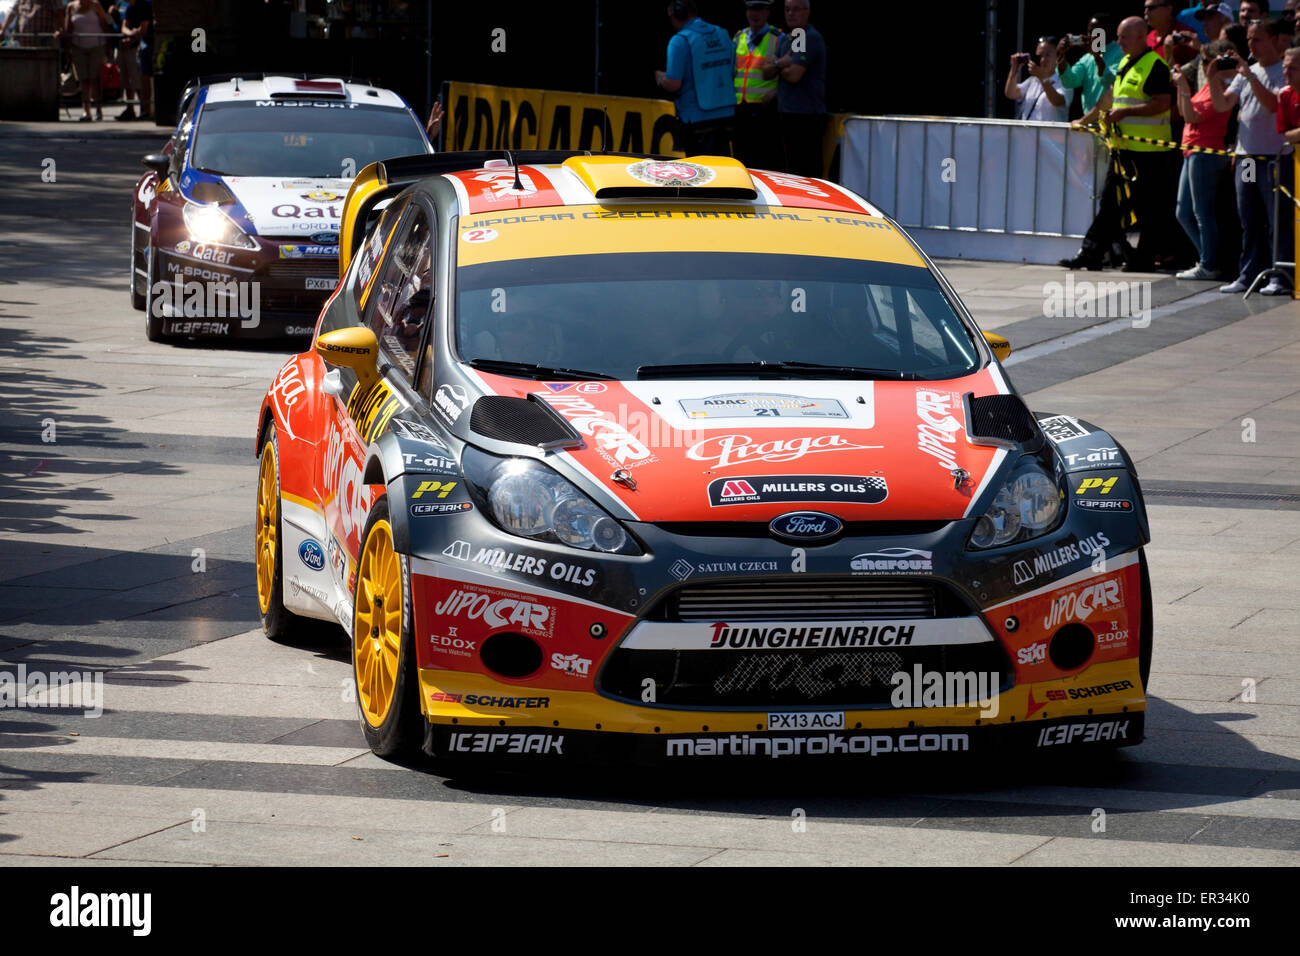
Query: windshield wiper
[
  {"left": 467, "top": 359, "right": 617, "bottom": 381},
  {"left": 193, "top": 166, "right": 230, "bottom": 176},
  {"left": 637, "top": 361, "right": 919, "bottom": 380}
]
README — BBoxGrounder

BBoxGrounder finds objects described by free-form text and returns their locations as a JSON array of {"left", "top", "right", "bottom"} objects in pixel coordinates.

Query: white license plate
[
  {"left": 767, "top": 711, "right": 844, "bottom": 730},
  {"left": 305, "top": 277, "right": 335, "bottom": 290}
]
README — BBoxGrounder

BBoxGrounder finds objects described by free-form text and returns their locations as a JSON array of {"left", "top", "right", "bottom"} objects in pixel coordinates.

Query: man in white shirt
[{"left": 1005, "top": 37, "right": 1074, "bottom": 122}]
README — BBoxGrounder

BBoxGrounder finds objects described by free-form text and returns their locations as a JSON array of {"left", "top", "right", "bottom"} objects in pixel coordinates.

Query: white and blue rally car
[{"left": 130, "top": 74, "right": 433, "bottom": 342}]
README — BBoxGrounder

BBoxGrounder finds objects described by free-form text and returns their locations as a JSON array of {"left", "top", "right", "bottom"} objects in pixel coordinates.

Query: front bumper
[
  {"left": 153, "top": 242, "right": 337, "bottom": 337},
  {"left": 415, "top": 657, "right": 1145, "bottom": 765}
]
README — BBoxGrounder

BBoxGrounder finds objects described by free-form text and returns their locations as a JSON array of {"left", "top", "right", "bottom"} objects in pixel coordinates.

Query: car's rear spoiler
[{"left": 338, "top": 149, "right": 671, "bottom": 278}]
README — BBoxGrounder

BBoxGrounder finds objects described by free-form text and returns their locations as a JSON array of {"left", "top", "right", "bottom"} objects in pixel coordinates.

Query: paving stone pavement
[{"left": 0, "top": 120, "right": 1296, "bottom": 865}]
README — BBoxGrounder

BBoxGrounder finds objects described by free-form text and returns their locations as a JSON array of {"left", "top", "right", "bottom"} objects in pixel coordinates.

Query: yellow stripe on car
[{"left": 457, "top": 205, "right": 925, "bottom": 267}]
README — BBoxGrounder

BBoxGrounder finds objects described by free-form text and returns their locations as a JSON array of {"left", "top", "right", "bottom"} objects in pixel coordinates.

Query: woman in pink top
[
  {"left": 1172, "top": 40, "right": 1235, "bottom": 280},
  {"left": 57, "top": 0, "right": 112, "bottom": 121}
]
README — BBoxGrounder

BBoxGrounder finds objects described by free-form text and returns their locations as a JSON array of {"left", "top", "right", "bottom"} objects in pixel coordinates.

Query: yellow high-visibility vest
[
  {"left": 1111, "top": 50, "right": 1173, "bottom": 151},
  {"left": 734, "top": 27, "right": 780, "bottom": 104}
]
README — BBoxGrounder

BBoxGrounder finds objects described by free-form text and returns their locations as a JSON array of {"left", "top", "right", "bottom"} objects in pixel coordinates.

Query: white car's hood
[{"left": 221, "top": 176, "right": 350, "bottom": 239}]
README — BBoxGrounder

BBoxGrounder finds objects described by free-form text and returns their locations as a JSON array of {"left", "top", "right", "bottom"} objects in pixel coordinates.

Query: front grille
[
  {"left": 250, "top": 260, "right": 336, "bottom": 313},
  {"left": 653, "top": 520, "right": 950, "bottom": 539},
  {"left": 650, "top": 576, "right": 966, "bottom": 622},
  {"left": 257, "top": 260, "right": 338, "bottom": 280},
  {"left": 598, "top": 643, "right": 1012, "bottom": 709}
]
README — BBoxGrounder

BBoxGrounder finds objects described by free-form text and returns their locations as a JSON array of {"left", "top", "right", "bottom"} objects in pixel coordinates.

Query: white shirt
[
  {"left": 1017, "top": 73, "right": 1072, "bottom": 122},
  {"left": 1228, "top": 61, "right": 1289, "bottom": 156}
]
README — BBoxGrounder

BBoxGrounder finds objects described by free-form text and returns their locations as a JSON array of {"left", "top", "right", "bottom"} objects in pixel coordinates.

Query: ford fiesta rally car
[
  {"left": 131, "top": 75, "right": 431, "bottom": 342},
  {"left": 254, "top": 149, "right": 1153, "bottom": 766}
]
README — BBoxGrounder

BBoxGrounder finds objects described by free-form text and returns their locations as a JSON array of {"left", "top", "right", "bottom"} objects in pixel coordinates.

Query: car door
[{"left": 319, "top": 199, "right": 434, "bottom": 566}]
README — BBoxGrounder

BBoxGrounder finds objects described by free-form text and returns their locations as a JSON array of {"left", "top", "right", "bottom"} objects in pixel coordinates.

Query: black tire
[
  {"left": 1138, "top": 547, "right": 1153, "bottom": 691},
  {"left": 255, "top": 424, "right": 312, "bottom": 642},
  {"left": 129, "top": 211, "right": 146, "bottom": 311},
  {"left": 352, "top": 494, "right": 423, "bottom": 758},
  {"left": 143, "top": 242, "right": 165, "bottom": 341}
]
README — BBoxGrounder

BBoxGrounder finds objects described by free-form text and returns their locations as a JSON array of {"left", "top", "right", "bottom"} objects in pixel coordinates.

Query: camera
[
  {"left": 1066, "top": 33, "right": 1085, "bottom": 45},
  {"left": 1014, "top": 52, "right": 1030, "bottom": 65},
  {"left": 1171, "top": 33, "right": 1188, "bottom": 44},
  {"left": 1215, "top": 54, "right": 1239, "bottom": 70}
]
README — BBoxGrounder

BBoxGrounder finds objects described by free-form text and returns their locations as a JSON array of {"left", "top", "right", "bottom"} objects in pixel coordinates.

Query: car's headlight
[
  {"left": 967, "top": 459, "right": 1063, "bottom": 550},
  {"left": 465, "top": 449, "right": 640, "bottom": 555},
  {"left": 182, "top": 202, "right": 257, "bottom": 249}
]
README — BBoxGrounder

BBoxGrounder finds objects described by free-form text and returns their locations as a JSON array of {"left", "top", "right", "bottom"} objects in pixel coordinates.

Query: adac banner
[{"left": 442, "top": 81, "right": 684, "bottom": 157}]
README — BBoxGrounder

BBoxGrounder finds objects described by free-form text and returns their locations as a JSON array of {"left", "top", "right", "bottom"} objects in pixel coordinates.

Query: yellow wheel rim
[
  {"left": 354, "top": 519, "right": 403, "bottom": 727},
  {"left": 255, "top": 442, "right": 278, "bottom": 615}
]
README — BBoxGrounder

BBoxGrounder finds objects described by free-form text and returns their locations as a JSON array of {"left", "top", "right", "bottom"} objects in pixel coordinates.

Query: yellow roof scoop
[{"left": 563, "top": 155, "right": 758, "bottom": 199}]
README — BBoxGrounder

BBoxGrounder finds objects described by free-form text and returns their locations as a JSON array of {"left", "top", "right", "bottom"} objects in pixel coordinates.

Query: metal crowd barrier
[
  {"left": 1243, "top": 148, "right": 1296, "bottom": 300},
  {"left": 840, "top": 115, "right": 1106, "bottom": 264}
]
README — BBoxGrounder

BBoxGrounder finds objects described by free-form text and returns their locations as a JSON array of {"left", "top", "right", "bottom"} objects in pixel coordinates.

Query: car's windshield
[
  {"left": 455, "top": 252, "right": 981, "bottom": 380},
  {"left": 190, "top": 102, "right": 427, "bottom": 177}
]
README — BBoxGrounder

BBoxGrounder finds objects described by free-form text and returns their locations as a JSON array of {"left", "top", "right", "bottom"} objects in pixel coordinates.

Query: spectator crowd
[
  {"left": 657, "top": 0, "right": 828, "bottom": 177},
  {"left": 1015, "top": 1, "right": 1299, "bottom": 295},
  {"left": 1, "top": 0, "right": 153, "bottom": 123}
]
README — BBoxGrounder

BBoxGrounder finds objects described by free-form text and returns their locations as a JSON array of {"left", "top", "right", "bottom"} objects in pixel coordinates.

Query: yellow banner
[{"left": 443, "top": 81, "right": 683, "bottom": 157}]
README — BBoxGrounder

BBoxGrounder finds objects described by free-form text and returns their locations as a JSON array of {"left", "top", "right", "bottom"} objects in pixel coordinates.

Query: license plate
[
  {"left": 305, "top": 277, "right": 335, "bottom": 290},
  {"left": 768, "top": 711, "right": 844, "bottom": 730}
]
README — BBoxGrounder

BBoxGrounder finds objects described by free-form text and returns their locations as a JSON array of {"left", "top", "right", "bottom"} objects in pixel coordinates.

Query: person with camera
[
  {"left": 1060, "top": 16, "right": 1177, "bottom": 272},
  {"left": 1060, "top": 16, "right": 1124, "bottom": 118},
  {"left": 1172, "top": 41, "right": 1235, "bottom": 279},
  {"left": 1005, "top": 37, "right": 1071, "bottom": 122},
  {"left": 1211, "top": 19, "right": 1292, "bottom": 293},
  {"left": 656, "top": 0, "right": 736, "bottom": 156}
]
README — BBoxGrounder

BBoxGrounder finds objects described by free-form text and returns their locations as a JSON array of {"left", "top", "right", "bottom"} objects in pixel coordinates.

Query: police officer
[
  {"left": 732, "top": 0, "right": 782, "bottom": 169},
  {"left": 655, "top": 0, "right": 736, "bottom": 155}
]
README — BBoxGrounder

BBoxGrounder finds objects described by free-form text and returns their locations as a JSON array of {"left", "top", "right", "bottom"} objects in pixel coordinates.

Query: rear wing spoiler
[{"left": 337, "top": 149, "right": 671, "bottom": 278}]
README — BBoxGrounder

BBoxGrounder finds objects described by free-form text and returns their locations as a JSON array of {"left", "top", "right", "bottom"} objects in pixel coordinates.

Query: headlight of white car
[
  {"left": 465, "top": 449, "right": 640, "bottom": 555},
  {"left": 968, "top": 460, "right": 1063, "bottom": 550},
  {"left": 182, "top": 202, "right": 257, "bottom": 250}
]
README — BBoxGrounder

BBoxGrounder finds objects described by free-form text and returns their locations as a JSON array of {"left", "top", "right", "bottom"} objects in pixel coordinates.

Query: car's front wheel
[
  {"left": 1138, "top": 548, "right": 1153, "bottom": 691},
  {"left": 143, "top": 242, "right": 165, "bottom": 341},
  {"left": 255, "top": 424, "right": 314, "bottom": 642},
  {"left": 129, "top": 212, "right": 146, "bottom": 311},
  {"left": 352, "top": 495, "right": 423, "bottom": 758}
]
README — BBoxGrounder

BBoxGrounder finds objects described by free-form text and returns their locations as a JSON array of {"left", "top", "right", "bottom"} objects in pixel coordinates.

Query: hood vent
[
  {"left": 965, "top": 393, "right": 1041, "bottom": 446},
  {"left": 469, "top": 395, "right": 580, "bottom": 449}
]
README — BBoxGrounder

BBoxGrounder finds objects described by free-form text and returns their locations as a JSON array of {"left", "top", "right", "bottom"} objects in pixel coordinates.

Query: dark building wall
[{"left": 151, "top": 0, "right": 1120, "bottom": 126}]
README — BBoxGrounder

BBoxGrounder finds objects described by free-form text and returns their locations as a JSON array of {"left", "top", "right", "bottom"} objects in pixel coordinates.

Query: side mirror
[
  {"left": 141, "top": 153, "right": 171, "bottom": 178},
  {"left": 316, "top": 327, "right": 380, "bottom": 395},
  {"left": 983, "top": 331, "right": 1011, "bottom": 362}
]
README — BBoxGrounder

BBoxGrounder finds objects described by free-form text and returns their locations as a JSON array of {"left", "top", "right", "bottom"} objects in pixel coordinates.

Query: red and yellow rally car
[{"left": 255, "top": 150, "right": 1152, "bottom": 766}]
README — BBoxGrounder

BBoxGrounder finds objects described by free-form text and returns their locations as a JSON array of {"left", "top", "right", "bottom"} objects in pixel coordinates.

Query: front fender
[
  {"left": 256, "top": 353, "right": 321, "bottom": 493},
  {"left": 1037, "top": 413, "right": 1151, "bottom": 547},
  {"left": 364, "top": 426, "right": 466, "bottom": 555}
]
